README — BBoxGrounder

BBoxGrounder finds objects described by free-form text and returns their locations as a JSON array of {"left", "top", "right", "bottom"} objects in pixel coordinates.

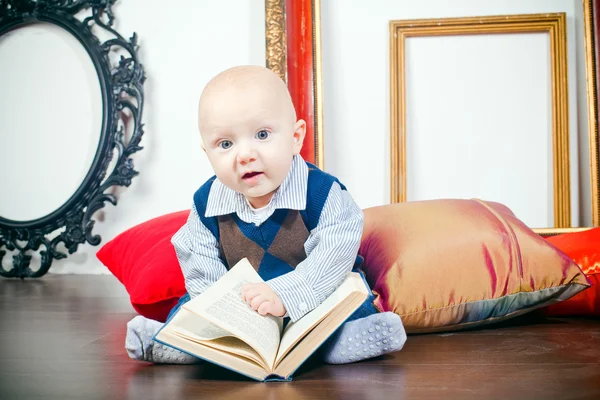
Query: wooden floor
[{"left": 0, "top": 275, "right": 599, "bottom": 400}]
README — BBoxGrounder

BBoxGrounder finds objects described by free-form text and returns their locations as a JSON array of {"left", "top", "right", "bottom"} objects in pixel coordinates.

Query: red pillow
[
  {"left": 96, "top": 210, "right": 189, "bottom": 321},
  {"left": 541, "top": 227, "right": 600, "bottom": 317}
]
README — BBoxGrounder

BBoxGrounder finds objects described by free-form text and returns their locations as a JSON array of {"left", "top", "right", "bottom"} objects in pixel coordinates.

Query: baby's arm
[
  {"left": 171, "top": 203, "right": 228, "bottom": 298},
  {"left": 266, "top": 182, "right": 364, "bottom": 321}
]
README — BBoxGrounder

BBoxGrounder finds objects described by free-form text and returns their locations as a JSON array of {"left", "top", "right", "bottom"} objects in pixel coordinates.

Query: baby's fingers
[
  {"left": 241, "top": 283, "right": 253, "bottom": 297},
  {"left": 257, "top": 301, "right": 274, "bottom": 316},
  {"left": 250, "top": 295, "right": 267, "bottom": 311},
  {"left": 242, "top": 288, "right": 259, "bottom": 303}
]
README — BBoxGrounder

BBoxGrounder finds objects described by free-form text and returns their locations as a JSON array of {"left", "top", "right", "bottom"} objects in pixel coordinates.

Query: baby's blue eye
[
  {"left": 219, "top": 140, "right": 233, "bottom": 149},
  {"left": 256, "top": 130, "right": 269, "bottom": 140}
]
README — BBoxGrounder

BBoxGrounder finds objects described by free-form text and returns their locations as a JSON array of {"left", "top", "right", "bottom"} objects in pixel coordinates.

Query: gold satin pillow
[{"left": 359, "top": 199, "right": 591, "bottom": 333}]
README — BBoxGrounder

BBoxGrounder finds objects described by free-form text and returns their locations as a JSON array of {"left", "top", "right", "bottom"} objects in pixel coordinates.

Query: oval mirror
[
  {"left": 0, "top": 0, "right": 145, "bottom": 278},
  {"left": 0, "top": 22, "right": 103, "bottom": 222}
]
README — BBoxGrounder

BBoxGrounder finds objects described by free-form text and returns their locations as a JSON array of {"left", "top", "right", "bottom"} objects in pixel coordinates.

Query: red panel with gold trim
[{"left": 285, "top": 0, "right": 316, "bottom": 165}]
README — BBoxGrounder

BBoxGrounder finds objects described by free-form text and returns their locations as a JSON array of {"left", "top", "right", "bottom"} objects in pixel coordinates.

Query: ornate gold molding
[
  {"left": 390, "top": 13, "right": 571, "bottom": 228},
  {"left": 265, "top": 0, "right": 286, "bottom": 82},
  {"left": 582, "top": 0, "right": 599, "bottom": 226}
]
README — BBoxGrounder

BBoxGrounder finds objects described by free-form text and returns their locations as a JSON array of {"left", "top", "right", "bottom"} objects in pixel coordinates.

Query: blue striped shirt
[{"left": 171, "top": 155, "right": 364, "bottom": 321}]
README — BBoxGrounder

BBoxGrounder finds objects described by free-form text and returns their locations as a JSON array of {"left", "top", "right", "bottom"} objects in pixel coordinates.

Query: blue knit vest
[{"left": 193, "top": 162, "right": 346, "bottom": 281}]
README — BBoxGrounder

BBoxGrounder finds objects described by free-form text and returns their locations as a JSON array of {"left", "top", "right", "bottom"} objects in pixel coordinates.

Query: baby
[{"left": 125, "top": 65, "right": 406, "bottom": 365}]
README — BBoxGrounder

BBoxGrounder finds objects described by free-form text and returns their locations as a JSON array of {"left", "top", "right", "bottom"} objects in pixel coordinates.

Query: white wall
[
  {"left": 320, "top": 0, "right": 590, "bottom": 228},
  {"left": 0, "top": 0, "right": 265, "bottom": 274},
  {"left": 404, "top": 32, "right": 555, "bottom": 227}
]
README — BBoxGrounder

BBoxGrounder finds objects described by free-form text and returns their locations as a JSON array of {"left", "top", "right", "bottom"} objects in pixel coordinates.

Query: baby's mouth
[{"left": 242, "top": 171, "right": 263, "bottom": 180}]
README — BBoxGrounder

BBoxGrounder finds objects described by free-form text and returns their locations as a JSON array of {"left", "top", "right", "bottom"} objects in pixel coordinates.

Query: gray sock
[
  {"left": 125, "top": 315, "right": 200, "bottom": 364},
  {"left": 322, "top": 312, "right": 406, "bottom": 364}
]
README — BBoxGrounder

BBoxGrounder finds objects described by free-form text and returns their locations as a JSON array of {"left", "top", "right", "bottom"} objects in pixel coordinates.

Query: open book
[{"left": 154, "top": 258, "right": 370, "bottom": 381}]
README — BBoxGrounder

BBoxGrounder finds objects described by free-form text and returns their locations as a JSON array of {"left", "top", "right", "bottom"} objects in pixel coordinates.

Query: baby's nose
[{"left": 236, "top": 145, "right": 257, "bottom": 164}]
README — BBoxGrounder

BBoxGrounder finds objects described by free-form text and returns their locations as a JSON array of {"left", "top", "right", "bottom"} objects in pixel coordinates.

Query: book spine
[{"left": 264, "top": 374, "right": 292, "bottom": 382}]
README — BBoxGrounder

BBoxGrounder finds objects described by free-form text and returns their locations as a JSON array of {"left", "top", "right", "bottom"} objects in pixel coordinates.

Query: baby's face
[{"left": 200, "top": 85, "right": 304, "bottom": 208}]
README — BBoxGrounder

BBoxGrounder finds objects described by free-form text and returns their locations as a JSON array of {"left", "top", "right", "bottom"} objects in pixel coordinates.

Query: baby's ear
[{"left": 292, "top": 119, "right": 306, "bottom": 154}]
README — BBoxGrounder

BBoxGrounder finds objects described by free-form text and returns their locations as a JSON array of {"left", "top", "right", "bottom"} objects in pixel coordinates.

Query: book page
[
  {"left": 155, "top": 328, "right": 270, "bottom": 381},
  {"left": 169, "top": 308, "right": 231, "bottom": 340},
  {"left": 274, "top": 291, "right": 367, "bottom": 378},
  {"left": 274, "top": 272, "right": 367, "bottom": 365},
  {"left": 182, "top": 258, "right": 283, "bottom": 371},
  {"left": 172, "top": 331, "right": 268, "bottom": 370}
]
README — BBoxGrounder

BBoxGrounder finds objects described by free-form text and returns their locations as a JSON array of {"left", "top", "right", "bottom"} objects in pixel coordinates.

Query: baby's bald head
[
  {"left": 195, "top": 65, "right": 306, "bottom": 207},
  {"left": 197, "top": 65, "right": 297, "bottom": 137}
]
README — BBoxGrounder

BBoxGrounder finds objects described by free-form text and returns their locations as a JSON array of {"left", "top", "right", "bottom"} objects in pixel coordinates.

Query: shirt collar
[{"left": 205, "top": 154, "right": 308, "bottom": 220}]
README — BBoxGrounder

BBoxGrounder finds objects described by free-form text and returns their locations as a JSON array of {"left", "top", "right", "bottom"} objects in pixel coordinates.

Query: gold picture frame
[{"left": 390, "top": 9, "right": 599, "bottom": 235}]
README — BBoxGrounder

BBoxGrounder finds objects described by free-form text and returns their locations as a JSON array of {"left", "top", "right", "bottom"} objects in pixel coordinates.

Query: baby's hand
[{"left": 241, "top": 283, "right": 286, "bottom": 317}]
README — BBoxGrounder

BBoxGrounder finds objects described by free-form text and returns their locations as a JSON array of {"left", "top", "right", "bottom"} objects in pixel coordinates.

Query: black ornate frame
[{"left": 0, "top": 0, "right": 145, "bottom": 278}]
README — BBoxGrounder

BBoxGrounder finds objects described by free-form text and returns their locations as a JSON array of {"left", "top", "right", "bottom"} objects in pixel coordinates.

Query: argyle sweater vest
[{"left": 193, "top": 163, "right": 346, "bottom": 281}]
